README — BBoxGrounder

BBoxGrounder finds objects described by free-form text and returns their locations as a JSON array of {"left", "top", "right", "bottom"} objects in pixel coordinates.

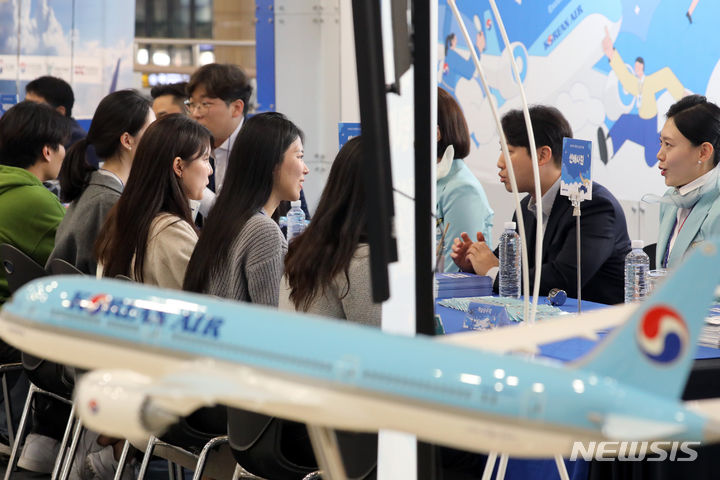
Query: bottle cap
[
  {"left": 290, "top": 200, "right": 301, "bottom": 207},
  {"left": 631, "top": 239, "right": 644, "bottom": 249},
  {"left": 504, "top": 221, "right": 516, "bottom": 230},
  {"left": 546, "top": 288, "right": 567, "bottom": 306}
]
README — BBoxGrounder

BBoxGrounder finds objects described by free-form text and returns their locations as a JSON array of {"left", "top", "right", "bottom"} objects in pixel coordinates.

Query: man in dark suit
[{"left": 452, "top": 105, "right": 630, "bottom": 305}]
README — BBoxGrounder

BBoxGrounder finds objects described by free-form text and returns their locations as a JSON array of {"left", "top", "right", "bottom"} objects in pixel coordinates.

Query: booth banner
[
  {"left": 0, "top": 0, "right": 135, "bottom": 121},
  {"left": 440, "top": 0, "right": 720, "bottom": 201}
]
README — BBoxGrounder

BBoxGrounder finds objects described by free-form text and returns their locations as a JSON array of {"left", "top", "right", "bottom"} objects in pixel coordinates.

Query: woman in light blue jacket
[
  {"left": 652, "top": 95, "right": 720, "bottom": 269},
  {"left": 437, "top": 87, "right": 493, "bottom": 272}
]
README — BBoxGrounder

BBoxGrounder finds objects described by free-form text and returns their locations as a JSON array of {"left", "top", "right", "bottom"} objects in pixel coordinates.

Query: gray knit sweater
[
  {"left": 47, "top": 170, "right": 123, "bottom": 274},
  {"left": 205, "top": 212, "right": 287, "bottom": 306},
  {"left": 279, "top": 244, "right": 381, "bottom": 327}
]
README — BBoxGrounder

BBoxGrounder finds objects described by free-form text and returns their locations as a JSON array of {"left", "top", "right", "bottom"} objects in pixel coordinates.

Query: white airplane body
[{"left": 1, "top": 241, "right": 720, "bottom": 462}]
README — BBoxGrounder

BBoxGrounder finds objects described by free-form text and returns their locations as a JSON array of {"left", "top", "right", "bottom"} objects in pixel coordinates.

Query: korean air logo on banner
[{"left": 637, "top": 306, "right": 688, "bottom": 364}]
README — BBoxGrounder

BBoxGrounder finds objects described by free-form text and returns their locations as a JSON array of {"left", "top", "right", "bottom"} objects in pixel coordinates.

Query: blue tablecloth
[
  {"left": 434, "top": 297, "right": 720, "bottom": 479},
  {"left": 436, "top": 297, "right": 720, "bottom": 361}
]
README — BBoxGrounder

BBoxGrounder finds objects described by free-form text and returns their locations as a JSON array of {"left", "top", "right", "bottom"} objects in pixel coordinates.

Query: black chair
[
  {"left": 643, "top": 242, "right": 657, "bottom": 269},
  {"left": 46, "top": 258, "right": 84, "bottom": 276},
  {"left": 0, "top": 244, "right": 79, "bottom": 480},
  {"left": 0, "top": 244, "right": 48, "bottom": 294},
  {"left": 228, "top": 408, "right": 377, "bottom": 480}
]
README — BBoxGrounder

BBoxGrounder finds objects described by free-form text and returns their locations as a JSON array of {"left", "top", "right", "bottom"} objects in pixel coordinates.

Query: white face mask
[
  {"left": 437, "top": 145, "right": 454, "bottom": 180},
  {"left": 642, "top": 164, "right": 720, "bottom": 209}
]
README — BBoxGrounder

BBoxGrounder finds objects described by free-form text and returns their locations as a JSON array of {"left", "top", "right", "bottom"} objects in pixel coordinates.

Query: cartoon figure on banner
[
  {"left": 597, "top": 26, "right": 685, "bottom": 168},
  {"left": 441, "top": 31, "right": 486, "bottom": 101}
]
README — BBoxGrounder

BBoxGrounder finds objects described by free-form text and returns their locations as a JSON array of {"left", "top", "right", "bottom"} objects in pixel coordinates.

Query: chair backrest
[
  {"left": 227, "top": 408, "right": 377, "bottom": 480},
  {"left": 0, "top": 243, "right": 48, "bottom": 294},
  {"left": 47, "top": 258, "right": 84, "bottom": 276},
  {"left": 643, "top": 242, "right": 657, "bottom": 269}
]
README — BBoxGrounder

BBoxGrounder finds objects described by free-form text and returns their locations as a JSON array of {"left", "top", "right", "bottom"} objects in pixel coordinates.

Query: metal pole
[{"left": 573, "top": 197, "right": 582, "bottom": 313}]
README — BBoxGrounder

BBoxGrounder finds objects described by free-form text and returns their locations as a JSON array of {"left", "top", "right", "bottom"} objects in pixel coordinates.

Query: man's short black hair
[
  {"left": 25, "top": 76, "right": 75, "bottom": 117},
  {"left": 0, "top": 101, "right": 72, "bottom": 169},
  {"left": 150, "top": 82, "right": 188, "bottom": 101},
  {"left": 187, "top": 64, "right": 253, "bottom": 116},
  {"left": 501, "top": 105, "right": 573, "bottom": 168}
]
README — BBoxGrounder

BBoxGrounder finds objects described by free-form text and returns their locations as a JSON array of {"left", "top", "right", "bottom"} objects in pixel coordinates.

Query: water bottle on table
[
  {"left": 287, "top": 200, "right": 306, "bottom": 242},
  {"left": 499, "top": 221, "right": 521, "bottom": 298},
  {"left": 624, "top": 239, "right": 650, "bottom": 303}
]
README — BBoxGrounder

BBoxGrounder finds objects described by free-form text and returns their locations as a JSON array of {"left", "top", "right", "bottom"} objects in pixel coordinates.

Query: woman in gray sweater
[
  {"left": 47, "top": 90, "right": 154, "bottom": 274},
  {"left": 280, "top": 136, "right": 381, "bottom": 327},
  {"left": 184, "top": 112, "right": 308, "bottom": 306}
]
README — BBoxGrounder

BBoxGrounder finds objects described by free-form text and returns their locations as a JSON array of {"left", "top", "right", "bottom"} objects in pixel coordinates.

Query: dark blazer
[{"left": 497, "top": 182, "right": 630, "bottom": 305}]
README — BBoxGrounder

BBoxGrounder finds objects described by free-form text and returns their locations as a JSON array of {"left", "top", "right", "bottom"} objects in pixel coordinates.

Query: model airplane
[{"left": 1, "top": 241, "right": 720, "bottom": 472}]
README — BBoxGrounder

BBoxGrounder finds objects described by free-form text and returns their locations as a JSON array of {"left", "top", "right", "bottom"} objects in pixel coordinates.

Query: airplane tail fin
[{"left": 573, "top": 241, "right": 720, "bottom": 399}]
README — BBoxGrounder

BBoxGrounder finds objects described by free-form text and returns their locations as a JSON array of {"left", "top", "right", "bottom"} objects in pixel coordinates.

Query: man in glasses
[{"left": 187, "top": 63, "right": 309, "bottom": 221}]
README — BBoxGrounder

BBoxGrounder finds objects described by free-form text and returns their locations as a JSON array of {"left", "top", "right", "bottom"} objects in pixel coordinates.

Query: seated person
[
  {"left": 150, "top": 82, "right": 189, "bottom": 118},
  {"left": 0, "top": 101, "right": 70, "bottom": 315},
  {"left": 95, "top": 114, "right": 212, "bottom": 288},
  {"left": 184, "top": 111, "right": 307, "bottom": 304},
  {"left": 452, "top": 105, "right": 631, "bottom": 305},
  {"left": 653, "top": 95, "right": 720, "bottom": 269},
  {"left": 25, "top": 75, "right": 99, "bottom": 167},
  {"left": 0, "top": 101, "right": 71, "bottom": 473},
  {"left": 280, "top": 136, "right": 381, "bottom": 327},
  {"left": 46, "top": 90, "right": 154, "bottom": 274},
  {"left": 437, "top": 87, "right": 493, "bottom": 272}
]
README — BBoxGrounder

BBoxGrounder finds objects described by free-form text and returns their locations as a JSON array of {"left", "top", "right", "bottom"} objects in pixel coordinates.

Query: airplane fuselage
[{"left": 0, "top": 277, "right": 714, "bottom": 457}]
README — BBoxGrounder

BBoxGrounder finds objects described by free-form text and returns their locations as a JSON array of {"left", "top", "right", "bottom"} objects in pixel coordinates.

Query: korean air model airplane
[{"left": 1, "top": 241, "right": 720, "bottom": 473}]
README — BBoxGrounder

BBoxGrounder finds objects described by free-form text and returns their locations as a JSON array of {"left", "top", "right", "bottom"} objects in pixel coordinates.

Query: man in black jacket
[{"left": 452, "top": 105, "right": 631, "bottom": 305}]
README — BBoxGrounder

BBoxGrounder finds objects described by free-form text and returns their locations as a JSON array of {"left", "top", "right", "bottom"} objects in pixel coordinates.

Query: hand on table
[{"left": 451, "top": 231, "right": 485, "bottom": 273}]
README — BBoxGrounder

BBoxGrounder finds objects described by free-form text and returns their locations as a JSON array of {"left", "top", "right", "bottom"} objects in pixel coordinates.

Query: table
[{"left": 435, "top": 298, "right": 720, "bottom": 480}]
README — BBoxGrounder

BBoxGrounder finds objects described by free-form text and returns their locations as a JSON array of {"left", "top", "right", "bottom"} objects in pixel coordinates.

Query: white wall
[{"left": 274, "top": 0, "right": 342, "bottom": 213}]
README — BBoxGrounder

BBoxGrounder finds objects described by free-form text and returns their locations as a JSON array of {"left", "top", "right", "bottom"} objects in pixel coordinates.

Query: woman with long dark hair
[
  {"left": 95, "top": 114, "right": 212, "bottom": 288},
  {"left": 183, "top": 112, "right": 307, "bottom": 305},
  {"left": 280, "top": 136, "right": 380, "bottom": 326},
  {"left": 47, "top": 89, "right": 154, "bottom": 274}
]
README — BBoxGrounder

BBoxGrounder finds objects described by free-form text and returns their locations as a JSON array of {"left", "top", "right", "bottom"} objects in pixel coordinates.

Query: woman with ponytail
[{"left": 47, "top": 89, "right": 154, "bottom": 274}]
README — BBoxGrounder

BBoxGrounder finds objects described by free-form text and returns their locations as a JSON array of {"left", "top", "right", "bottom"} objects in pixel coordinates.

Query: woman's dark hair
[
  {"left": 94, "top": 114, "right": 212, "bottom": 281},
  {"left": 59, "top": 89, "right": 151, "bottom": 202},
  {"left": 183, "top": 112, "right": 304, "bottom": 293},
  {"left": 284, "top": 136, "right": 366, "bottom": 311},
  {"left": 438, "top": 87, "right": 470, "bottom": 159},
  {"left": 0, "top": 101, "right": 71, "bottom": 169},
  {"left": 666, "top": 94, "right": 720, "bottom": 166},
  {"left": 501, "top": 105, "right": 572, "bottom": 167}
]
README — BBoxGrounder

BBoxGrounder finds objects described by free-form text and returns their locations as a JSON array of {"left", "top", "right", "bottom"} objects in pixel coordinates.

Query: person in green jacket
[{"left": 0, "top": 101, "right": 71, "bottom": 312}]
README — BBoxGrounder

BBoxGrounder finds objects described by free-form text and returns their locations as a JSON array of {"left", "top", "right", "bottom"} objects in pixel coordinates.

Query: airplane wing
[
  {"left": 436, "top": 303, "right": 636, "bottom": 354},
  {"left": 75, "top": 360, "right": 325, "bottom": 443},
  {"left": 599, "top": 413, "right": 686, "bottom": 441}
]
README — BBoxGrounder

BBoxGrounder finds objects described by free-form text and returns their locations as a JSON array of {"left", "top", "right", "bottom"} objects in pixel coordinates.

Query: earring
[{"left": 698, "top": 160, "right": 703, "bottom": 164}]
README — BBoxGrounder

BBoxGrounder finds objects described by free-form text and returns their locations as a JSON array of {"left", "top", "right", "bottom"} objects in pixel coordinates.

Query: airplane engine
[{"left": 75, "top": 369, "right": 178, "bottom": 443}]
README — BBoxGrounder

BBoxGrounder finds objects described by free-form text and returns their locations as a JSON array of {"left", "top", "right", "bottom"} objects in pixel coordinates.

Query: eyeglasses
[{"left": 183, "top": 99, "right": 214, "bottom": 114}]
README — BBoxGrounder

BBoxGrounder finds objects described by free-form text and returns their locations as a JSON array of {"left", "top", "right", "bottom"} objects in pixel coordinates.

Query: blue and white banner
[
  {"left": 439, "top": 0, "right": 720, "bottom": 201},
  {"left": 0, "top": 0, "right": 135, "bottom": 121}
]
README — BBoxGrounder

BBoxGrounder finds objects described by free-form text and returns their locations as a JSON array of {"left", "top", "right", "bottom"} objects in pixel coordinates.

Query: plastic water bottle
[
  {"left": 624, "top": 240, "right": 650, "bottom": 303},
  {"left": 286, "top": 200, "right": 306, "bottom": 242},
  {"left": 498, "top": 221, "right": 521, "bottom": 298}
]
